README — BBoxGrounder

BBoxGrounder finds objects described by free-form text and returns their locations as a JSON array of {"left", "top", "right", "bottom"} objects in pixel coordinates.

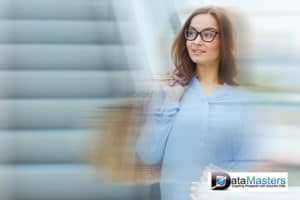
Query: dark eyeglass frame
[{"left": 184, "top": 27, "right": 219, "bottom": 42}]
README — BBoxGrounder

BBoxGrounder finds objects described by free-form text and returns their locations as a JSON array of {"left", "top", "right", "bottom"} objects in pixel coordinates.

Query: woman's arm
[
  {"left": 137, "top": 71, "right": 185, "bottom": 164},
  {"left": 136, "top": 91, "right": 180, "bottom": 164}
]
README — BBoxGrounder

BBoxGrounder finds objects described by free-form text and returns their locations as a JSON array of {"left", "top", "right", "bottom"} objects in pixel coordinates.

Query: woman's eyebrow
[
  {"left": 189, "top": 26, "right": 218, "bottom": 31},
  {"left": 204, "top": 27, "right": 219, "bottom": 31}
]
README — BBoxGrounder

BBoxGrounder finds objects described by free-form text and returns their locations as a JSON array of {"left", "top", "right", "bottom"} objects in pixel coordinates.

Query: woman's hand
[{"left": 160, "top": 71, "right": 185, "bottom": 104}]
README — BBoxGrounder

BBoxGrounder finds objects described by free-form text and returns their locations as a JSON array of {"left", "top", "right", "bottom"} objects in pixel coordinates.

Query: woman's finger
[
  {"left": 172, "top": 74, "right": 188, "bottom": 86},
  {"left": 168, "top": 79, "right": 176, "bottom": 86},
  {"left": 172, "top": 74, "right": 183, "bottom": 81},
  {"left": 152, "top": 70, "right": 186, "bottom": 87}
]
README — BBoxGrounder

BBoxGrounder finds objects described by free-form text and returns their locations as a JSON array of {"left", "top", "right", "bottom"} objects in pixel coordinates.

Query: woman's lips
[{"left": 192, "top": 49, "right": 206, "bottom": 55}]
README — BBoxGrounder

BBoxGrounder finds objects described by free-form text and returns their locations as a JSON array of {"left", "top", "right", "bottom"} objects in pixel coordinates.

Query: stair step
[
  {"left": 1, "top": 0, "right": 120, "bottom": 21},
  {"left": 0, "top": 20, "right": 135, "bottom": 44},
  {"left": 0, "top": 70, "right": 141, "bottom": 98},
  {"left": 0, "top": 98, "right": 137, "bottom": 129},
  {"left": 0, "top": 44, "right": 140, "bottom": 70},
  {"left": 0, "top": 129, "right": 89, "bottom": 164},
  {"left": 0, "top": 164, "right": 149, "bottom": 200}
]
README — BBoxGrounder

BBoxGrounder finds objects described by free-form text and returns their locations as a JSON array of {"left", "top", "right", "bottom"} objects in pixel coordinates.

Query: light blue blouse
[{"left": 137, "top": 76, "right": 257, "bottom": 200}]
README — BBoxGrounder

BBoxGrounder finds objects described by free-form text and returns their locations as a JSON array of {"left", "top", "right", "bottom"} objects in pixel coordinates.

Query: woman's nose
[{"left": 193, "top": 34, "right": 203, "bottom": 44}]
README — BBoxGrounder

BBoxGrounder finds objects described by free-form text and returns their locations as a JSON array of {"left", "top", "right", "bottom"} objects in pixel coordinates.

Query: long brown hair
[
  {"left": 89, "top": 99, "right": 161, "bottom": 184},
  {"left": 172, "top": 6, "right": 239, "bottom": 85}
]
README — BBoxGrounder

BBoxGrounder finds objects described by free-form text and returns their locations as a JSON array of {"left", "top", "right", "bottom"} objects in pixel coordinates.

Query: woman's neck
[{"left": 196, "top": 62, "right": 222, "bottom": 85}]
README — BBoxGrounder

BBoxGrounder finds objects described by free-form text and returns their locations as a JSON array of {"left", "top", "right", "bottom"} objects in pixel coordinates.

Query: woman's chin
[
  {"left": 192, "top": 59, "right": 206, "bottom": 65},
  {"left": 192, "top": 58, "right": 219, "bottom": 66}
]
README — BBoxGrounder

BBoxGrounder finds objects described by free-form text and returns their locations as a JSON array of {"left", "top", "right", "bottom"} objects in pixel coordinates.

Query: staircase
[{"left": 0, "top": 0, "right": 150, "bottom": 199}]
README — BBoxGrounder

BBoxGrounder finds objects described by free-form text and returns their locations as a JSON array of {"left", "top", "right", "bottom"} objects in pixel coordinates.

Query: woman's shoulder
[{"left": 224, "top": 84, "right": 257, "bottom": 103}]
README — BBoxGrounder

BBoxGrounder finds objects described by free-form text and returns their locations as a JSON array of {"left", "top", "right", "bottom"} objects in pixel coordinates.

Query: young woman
[{"left": 137, "top": 6, "right": 254, "bottom": 200}]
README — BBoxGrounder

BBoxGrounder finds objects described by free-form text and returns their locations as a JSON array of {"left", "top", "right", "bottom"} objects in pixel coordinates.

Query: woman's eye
[
  {"left": 203, "top": 31, "right": 214, "bottom": 38},
  {"left": 187, "top": 30, "right": 196, "bottom": 36}
]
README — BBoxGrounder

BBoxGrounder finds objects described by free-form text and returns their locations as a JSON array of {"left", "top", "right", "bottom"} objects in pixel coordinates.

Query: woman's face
[{"left": 186, "top": 14, "right": 220, "bottom": 66}]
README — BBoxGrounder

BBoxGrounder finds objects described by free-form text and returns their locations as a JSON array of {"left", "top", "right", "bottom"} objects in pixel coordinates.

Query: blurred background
[{"left": 0, "top": 0, "right": 299, "bottom": 199}]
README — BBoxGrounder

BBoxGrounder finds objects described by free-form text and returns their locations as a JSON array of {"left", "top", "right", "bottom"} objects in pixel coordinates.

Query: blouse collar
[{"left": 187, "top": 76, "right": 229, "bottom": 102}]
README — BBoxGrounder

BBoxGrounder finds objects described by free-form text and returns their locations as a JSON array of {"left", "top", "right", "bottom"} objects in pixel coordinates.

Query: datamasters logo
[{"left": 208, "top": 172, "right": 288, "bottom": 192}]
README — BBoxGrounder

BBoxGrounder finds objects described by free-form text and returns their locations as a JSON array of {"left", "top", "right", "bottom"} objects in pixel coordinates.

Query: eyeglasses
[{"left": 184, "top": 27, "right": 219, "bottom": 42}]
